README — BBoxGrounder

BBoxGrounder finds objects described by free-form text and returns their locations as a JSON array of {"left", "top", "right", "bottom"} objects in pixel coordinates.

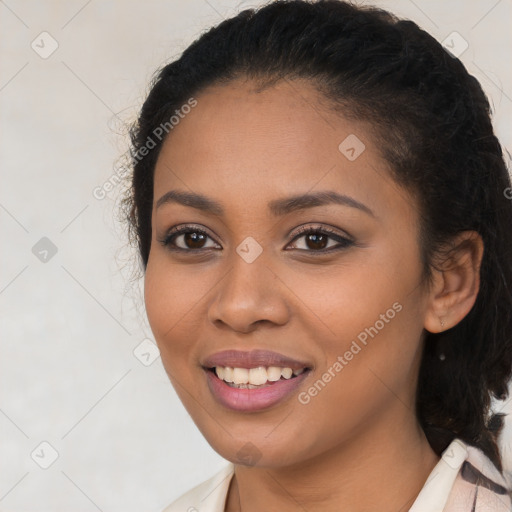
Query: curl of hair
[{"left": 122, "top": 0, "right": 512, "bottom": 471}]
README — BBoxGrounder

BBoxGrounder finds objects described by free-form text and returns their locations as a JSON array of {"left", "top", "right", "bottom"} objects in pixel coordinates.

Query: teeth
[
  {"left": 224, "top": 367, "right": 234, "bottom": 383},
  {"left": 249, "top": 367, "right": 268, "bottom": 385},
  {"left": 267, "top": 366, "right": 282, "bottom": 381},
  {"left": 233, "top": 367, "right": 249, "bottom": 385},
  {"left": 215, "top": 366, "right": 225, "bottom": 380},
  {"left": 213, "top": 365, "right": 307, "bottom": 386},
  {"left": 281, "top": 368, "right": 293, "bottom": 379}
]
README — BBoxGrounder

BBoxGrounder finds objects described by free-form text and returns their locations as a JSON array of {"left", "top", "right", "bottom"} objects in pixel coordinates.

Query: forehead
[
  {"left": 152, "top": 78, "right": 414, "bottom": 223},
  {"left": 166, "top": 77, "right": 343, "bottom": 160}
]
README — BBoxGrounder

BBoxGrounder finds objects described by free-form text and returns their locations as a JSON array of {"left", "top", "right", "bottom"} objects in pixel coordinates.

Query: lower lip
[{"left": 205, "top": 369, "right": 310, "bottom": 412}]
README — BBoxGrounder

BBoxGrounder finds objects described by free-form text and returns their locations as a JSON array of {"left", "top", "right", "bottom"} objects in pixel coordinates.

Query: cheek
[
  {"left": 287, "top": 243, "right": 425, "bottom": 396},
  {"left": 144, "top": 255, "right": 201, "bottom": 362},
  {"left": 144, "top": 252, "right": 227, "bottom": 382},
  {"left": 287, "top": 247, "right": 419, "bottom": 338}
]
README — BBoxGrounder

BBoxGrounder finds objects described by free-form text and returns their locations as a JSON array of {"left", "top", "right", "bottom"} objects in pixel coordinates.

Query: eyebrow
[{"left": 155, "top": 189, "right": 375, "bottom": 218}]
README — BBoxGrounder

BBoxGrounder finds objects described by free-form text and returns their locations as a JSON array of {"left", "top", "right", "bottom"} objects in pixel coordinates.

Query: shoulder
[
  {"left": 161, "top": 463, "right": 235, "bottom": 512},
  {"left": 444, "top": 442, "right": 512, "bottom": 511},
  {"left": 410, "top": 438, "right": 512, "bottom": 512}
]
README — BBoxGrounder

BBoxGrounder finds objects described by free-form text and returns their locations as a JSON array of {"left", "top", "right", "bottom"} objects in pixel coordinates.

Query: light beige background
[{"left": 1, "top": 0, "right": 511, "bottom": 510}]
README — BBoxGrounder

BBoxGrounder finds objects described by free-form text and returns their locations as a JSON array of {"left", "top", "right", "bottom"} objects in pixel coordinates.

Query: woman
[{"left": 122, "top": 0, "right": 512, "bottom": 510}]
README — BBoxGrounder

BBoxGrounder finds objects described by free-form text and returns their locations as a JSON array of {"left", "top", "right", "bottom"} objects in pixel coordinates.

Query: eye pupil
[
  {"left": 306, "top": 233, "right": 328, "bottom": 250},
  {"left": 185, "top": 232, "right": 206, "bottom": 249}
]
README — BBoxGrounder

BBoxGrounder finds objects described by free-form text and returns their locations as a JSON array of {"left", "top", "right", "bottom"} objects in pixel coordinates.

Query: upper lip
[{"left": 202, "top": 349, "right": 312, "bottom": 371}]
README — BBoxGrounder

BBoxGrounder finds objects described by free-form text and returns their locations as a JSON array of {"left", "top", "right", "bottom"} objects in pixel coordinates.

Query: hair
[{"left": 122, "top": 0, "right": 512, "bottom": 471}]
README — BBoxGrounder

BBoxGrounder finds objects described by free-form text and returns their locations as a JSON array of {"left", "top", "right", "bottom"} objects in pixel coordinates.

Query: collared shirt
[{"left": 162, "top": 438, "right": 512, "bottom": 512}]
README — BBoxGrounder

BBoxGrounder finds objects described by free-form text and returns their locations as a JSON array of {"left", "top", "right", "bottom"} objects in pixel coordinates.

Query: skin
[{"left": 144, "top": 77, "right": 484, "bottom": 511}]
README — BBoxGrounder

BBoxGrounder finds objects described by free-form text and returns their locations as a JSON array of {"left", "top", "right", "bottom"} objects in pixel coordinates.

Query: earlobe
[{"left": 423, "top": 231, "right": 484, "bottom": 333}]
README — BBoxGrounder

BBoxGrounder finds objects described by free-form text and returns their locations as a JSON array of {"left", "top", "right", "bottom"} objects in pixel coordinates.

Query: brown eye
[
  {"left": 288, "top": 226, "right": 354, "bottom": 252},
  {"left": 304, "top": 233, "right": 328, "bottom": 250},
  {"left": 160, "top": 226, "right": 220, "bottom": 251},
  {"left": 180, "top": 232, "right": 208, "bottom": 249}
]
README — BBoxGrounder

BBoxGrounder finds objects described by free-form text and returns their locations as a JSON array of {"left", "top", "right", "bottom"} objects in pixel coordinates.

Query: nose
[{"left": 207, "top": 250, "right": 290, "bottom": 334}]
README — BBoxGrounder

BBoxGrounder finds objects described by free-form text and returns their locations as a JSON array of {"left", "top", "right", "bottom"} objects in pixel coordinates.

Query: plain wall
[{"left": 1, "top": 0, "right": 511, "bottom": 510}]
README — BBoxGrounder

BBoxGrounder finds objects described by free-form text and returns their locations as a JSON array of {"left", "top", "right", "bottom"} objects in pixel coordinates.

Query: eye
[
  {"left": 287, "top": 225, "right": 354, "bottom": 253},
  {"left": 158, "top": 225, "right": 220, "bottom": 251},
  {"left": 158, "top": 224, "right": 354, "bottom": 254}
]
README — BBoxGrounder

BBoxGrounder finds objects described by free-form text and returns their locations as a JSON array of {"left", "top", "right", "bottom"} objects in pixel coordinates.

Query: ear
[{"left": 423, "top": 231, "right": 484, "bottom": 333}]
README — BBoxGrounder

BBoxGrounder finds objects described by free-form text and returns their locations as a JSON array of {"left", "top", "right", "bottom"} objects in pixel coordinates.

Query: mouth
[
  {"left": 201, "top": 349, "right": 313, "bottom": 411},
  {"left": 202, "top": 364, "right": 312, "bottom": 412}
]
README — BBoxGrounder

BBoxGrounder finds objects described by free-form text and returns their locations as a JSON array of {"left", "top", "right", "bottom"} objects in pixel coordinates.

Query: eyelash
[{"left": 158, "top": 224, "right": 354, "bottom": 255}]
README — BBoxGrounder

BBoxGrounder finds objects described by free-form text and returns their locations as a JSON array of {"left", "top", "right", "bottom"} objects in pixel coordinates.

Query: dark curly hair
[{"left": 122, "top": 0, "right": 512, "bottom": 472}]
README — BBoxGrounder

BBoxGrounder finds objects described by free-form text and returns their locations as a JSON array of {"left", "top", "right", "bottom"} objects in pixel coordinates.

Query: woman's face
[{"left": 144, "top": 78, "right": 431, "bottom": 467}]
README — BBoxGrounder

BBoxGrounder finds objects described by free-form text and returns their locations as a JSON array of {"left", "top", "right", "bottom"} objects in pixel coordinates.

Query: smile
[{"left": 201, "top": 349, "right": 313, "bottom": 411}]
